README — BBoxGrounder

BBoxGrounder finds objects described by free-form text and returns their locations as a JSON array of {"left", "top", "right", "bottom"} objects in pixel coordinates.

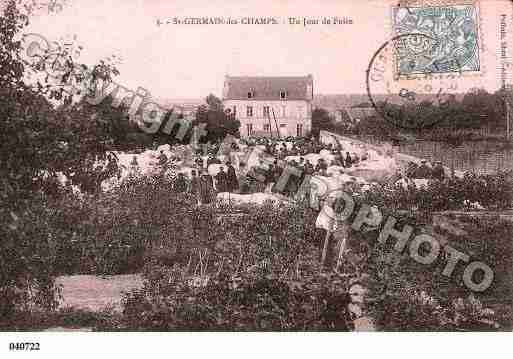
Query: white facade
[
  {"left": 222, "top": 75, "right": 313, "bottom": 138},
  {"left": 223, "top": 99, "right": 312, "bottom": 137}
]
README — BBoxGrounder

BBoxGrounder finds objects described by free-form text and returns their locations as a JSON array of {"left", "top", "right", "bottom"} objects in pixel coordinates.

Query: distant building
[
  {"left": 344, "top": 106, "right": 377, "bottom": 123},
  {"left": 158, "top": 98, "right": 206, "bottom": 121},
  {"left": 332, "top": 106, "right": 377, "bottom": 126},
  {"left": 222, "top": 75, "right": 313, "bottom": 137}
]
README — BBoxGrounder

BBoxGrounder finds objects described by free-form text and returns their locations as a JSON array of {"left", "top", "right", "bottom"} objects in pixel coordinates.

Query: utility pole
[
  {"left": 506, "top": 96, "right": 511, "bottom": 141},
  {"left": 265, "top": 105, "right": 274, "bottom": 138},
  {"left": 271, "top": 108, "right": 281, "bottom": 139}
]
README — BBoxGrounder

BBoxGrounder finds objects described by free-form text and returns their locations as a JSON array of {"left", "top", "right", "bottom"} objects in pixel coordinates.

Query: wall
[{"left": 223, "top": 99, "right": 312, "bottom": 137}]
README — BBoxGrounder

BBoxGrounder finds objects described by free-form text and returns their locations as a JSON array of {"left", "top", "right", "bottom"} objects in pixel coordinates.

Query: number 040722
[{"left": 9, "top": 342, "right": 40, "bottom": 351}]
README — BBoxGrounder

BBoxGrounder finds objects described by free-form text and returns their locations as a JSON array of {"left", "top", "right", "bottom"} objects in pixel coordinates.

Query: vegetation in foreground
[
  {"left": 0, "top": 0, "right": 511, "bottom": 331},
  {"left": 2, "top": 172, "right": 512, "bottom": 331}
]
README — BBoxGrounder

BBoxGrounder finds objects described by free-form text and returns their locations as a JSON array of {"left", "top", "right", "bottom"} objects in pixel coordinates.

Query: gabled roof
[{"left": 223, "top": 75, "right": 313, "bottom": 101}]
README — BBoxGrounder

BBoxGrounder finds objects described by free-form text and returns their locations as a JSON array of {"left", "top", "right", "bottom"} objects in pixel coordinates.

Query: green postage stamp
[{"left": 392, "top": 4, "right": 481, "bottom": 76}]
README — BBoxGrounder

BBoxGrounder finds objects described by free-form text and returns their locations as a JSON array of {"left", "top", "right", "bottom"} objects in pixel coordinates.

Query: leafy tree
[
  {"left": 205, "top": 93, "right": 223, "bottom": 112},
  {"left": 194, "top": 95, "right": 240, "bottom": 143},
  {"left": 0, "top": 0, "right": 125, "bottom": 320},
  {"left": 311, "top": 107, "right": 335, "bottom": 137}
]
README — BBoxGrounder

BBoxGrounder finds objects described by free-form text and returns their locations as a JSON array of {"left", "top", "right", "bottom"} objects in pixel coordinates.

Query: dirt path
[{"left": 56, "top": 274, "right": 144, "bottom": 312}]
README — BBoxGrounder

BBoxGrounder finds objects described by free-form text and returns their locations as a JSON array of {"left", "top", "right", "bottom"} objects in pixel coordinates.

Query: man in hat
[
  {"left": 198, "top": 169, "right": 214, "bottom": 204},
  {"left": 215, "top": 166, "right": 228, "bottom": 193},
  {"left": 173, "top": 172, "right": 188, "bottom": 193},
  {"left": 225, "top": 161, "right": 238, "bottom": 193}
]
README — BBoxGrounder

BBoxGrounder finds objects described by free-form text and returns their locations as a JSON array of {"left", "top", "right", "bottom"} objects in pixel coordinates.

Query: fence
[
  {"left": 349, "top": 134, "right": 513, "bottom": 174},
  {"left": 398, "top": 141, "right": 513, "bottom": 174}
]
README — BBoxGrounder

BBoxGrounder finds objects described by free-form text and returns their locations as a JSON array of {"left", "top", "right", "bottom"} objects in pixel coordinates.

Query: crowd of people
[
  {"left": 406, "top": 159, "right": 446, "bottom": 181},
  {"left": 128, "top": 134, "right": 450, "bottom": 209},
  {"left": 126, "top": 134, "right": 454, "bottom": 272},
  {"left": 164, "top": 136, "right": 373, "bottom": 204}
]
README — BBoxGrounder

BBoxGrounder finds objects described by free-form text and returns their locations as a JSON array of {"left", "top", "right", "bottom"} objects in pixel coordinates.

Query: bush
[{"left": 116, "top": 266, "right": 352, "bottom": 331}]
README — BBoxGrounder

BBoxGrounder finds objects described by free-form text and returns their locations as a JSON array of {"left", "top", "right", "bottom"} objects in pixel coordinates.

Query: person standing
[
  {"left": 173, "top": 172, "right": 188, "bottom": 193},
  {"left": 198, "top": 170, "right": 214, "bottom": 204},
  {"left": 431, "top": 161, "right": 445, "bottom": 181},
  {"left": 190, "top": 170, "right": 200, "bottom": 204},
  {"left": 215, "top": 166, "right": 228, "bottom": 193},
  {"left": 345, "top": 152, "right": 353, "bottom": 168},
  {"left": 158, "top": 150, "right": 168, "bottom": 167},
  {"left": 304, "top": 160, "right": 315, "bottom": 176},
  {"left": 225, "top": 162, "right": 239, "bottom": 193},
  {"left": 315, "top": 196, "right": 340, "bottom": 271}
]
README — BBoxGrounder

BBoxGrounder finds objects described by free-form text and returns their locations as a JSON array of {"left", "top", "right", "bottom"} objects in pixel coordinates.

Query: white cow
[
  {"left": 394, "top": 178, "right": 430, "bottom": 190},
  {"left": 208, "top": 164, "right": 226, "bottom": 177},
  {"left": 319, "top": 149, "right": 336, "bottom": 164},
  {"left": 216, "top": 192, "right": 287, "bottom": 206}
]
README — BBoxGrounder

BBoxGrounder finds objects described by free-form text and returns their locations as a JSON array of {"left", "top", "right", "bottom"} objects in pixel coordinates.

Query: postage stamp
[
  {"left": 391, "top": 1, "right": 484, "bottom": 80},
  {"left": 2, "top": 0, "right": 513, "bottom": 355},
  {"left": 393, "top": 5, "right": 480, "bottom": 76}
]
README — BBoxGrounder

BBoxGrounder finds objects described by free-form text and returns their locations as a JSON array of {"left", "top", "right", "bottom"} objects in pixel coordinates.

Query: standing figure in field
[
  {"left": 431, "top": 160, "right": 445, "bottom": 181},
  {"left": 158, "top": 150, "right": 168, "bottom": 167},
  {"left": 190, "top": 170, "right": 200, "bottom": 205},
  {"left": 173, "top": 172, "right": 188, "bottom": 193},
  {"left": 225, "top": 162, "right": 239, "bottom": 193},
  {"left": 215, "top": 166, "right": 228, "bottom": 193},
  {"left": 345, "top": 152, "right": 353, "bottom": 168},
  {"left": 315, "top": 196, "right": 341, "bottom": 271},
  {"left": 198, "top": 170, "right": 214, "bottom": 204}
]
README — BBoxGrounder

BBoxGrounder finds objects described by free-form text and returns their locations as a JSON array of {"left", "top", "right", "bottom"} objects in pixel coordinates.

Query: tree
[
  {"left": 206, "top": 93, "right": 223, "bottom": 112},
  {"left": 194, "top": 102, "right": 240, "bottom": 143},
  {"left": 0, "top": 0, "right": 124, "bottom": 321},
  {"left": 311, "top": 107, "right": 335, "bottom": 137}
]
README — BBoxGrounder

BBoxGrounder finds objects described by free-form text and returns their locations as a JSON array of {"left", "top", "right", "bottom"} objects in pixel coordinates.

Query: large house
[{"left": 222, "top": 75, "right": 313, "bottom": 137}]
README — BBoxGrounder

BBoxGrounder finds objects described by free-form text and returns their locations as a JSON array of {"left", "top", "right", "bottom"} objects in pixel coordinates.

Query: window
[
  {"left": 263, "top": 124, "right": 271, "bottom": 132},
  {"left": 297, "top": 124, "right": 303, "bottom": 137},
  {"left": 280, "top": 124, "right": 287, "bottom": 128},
  {"left": 247, "top": 89, "right": 254, "bottom": 99},
  {"left": 263, "top": 106, "right": 270, "bottom": 117},
  {"left": 246, "top": 124, "right": 253, "bottom": 136},
  {"left": 282, "top": 105, "right": 286, "bottom": 117},
  {"left": 280, "top": 90, "right": 287, "bottom": 99},
  {"left": 232, "top": 106, "right": 237, "bottom": 116},
  {"left": 246, "top": 106, "right": 253, "bottom": 117}
]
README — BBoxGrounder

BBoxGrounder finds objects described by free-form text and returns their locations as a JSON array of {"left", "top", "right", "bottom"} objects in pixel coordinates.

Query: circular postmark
[{"left": 366, "top": 33, "right": 463, "bottom": 130}]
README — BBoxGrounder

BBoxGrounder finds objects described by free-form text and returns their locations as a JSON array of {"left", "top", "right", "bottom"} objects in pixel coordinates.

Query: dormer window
[
  {"left": 280, "top": 90, "right": 287, "bottom": 100},
  {"left": 247, "top": 89, "right": 254, "bottom": 99}
]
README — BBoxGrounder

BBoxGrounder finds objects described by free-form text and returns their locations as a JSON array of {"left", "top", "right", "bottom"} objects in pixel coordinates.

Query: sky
[{"left": 25, "top": 0, "right": 513, "bottom": 100}]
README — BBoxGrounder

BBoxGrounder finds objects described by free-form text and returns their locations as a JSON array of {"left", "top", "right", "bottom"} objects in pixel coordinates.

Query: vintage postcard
[{"left": 1, "top": 0, "right": 512, "bottom": 357}]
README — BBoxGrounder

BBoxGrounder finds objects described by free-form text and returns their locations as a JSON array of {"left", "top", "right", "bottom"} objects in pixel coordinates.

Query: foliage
[
  {"left": 117, "top": 266, "right": 352, "bottom": 331},
  {"left": 347, "top": 196, "right": 513, "bottom": 331},
  {"left": 0, "top": 0, "right": 125, "bottom": 319},
  {"left": 194, "top": 94, "right": 240, "bottom": 143},
  {"left": 0, "top": 306, "right": 121, "bottom": 331},
  {"left": 311, "top": 107, "right": 335, "bottom": 137},
  {"left": 362, "top": 171, "right": 513, "bottom": 217}
]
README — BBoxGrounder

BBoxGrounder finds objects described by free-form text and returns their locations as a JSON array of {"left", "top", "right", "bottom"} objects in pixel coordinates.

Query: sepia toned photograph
[{"left": 1, "top": 0, "right": 512, "bottom": 353}]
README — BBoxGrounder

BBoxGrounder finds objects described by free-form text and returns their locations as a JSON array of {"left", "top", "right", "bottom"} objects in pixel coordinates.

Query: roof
[{"left": 223, "top": 75, "right": 313, "bottom": 101}]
